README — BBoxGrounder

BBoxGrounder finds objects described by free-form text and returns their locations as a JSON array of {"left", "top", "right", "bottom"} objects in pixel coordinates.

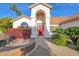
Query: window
[{"left": 20, "top": 22, "right": 28, "bottom": 28}]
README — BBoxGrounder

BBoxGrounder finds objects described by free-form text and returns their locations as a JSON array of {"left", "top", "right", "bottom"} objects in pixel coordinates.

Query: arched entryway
[{"left": 36, "top": 10, "right": 45, "bottom": 36}]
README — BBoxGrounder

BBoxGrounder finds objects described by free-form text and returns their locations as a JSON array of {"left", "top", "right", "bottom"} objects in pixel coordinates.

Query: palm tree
[
  {"left": 10, "top": 4, "right": 21, "bottom": 16},
  {"left": 16, "top": 9, "right": 21, "bottom": 16},
  {"left": 10, "top": 4, "right": 17, "bottom": 11}
]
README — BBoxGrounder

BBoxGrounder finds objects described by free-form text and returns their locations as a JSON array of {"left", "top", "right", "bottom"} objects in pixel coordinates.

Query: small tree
[{"left": 0, "top": 17, "right": 12, "bottom": 33}]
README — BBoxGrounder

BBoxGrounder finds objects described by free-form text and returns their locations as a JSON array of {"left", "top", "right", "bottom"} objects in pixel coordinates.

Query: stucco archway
[
  {"left": 36, "top": 10, "right": 45, "bottom": 22},
  {"left": 30, "top": 4, "right": 51, "bottom": 38},
  {"left": 36, "top": 10, "right": 45, "bottom": 35}
]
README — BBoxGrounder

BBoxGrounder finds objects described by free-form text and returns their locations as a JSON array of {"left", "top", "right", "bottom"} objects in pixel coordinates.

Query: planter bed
[{"left": 0, "top": 39, "right": 35, "bottom": 56}]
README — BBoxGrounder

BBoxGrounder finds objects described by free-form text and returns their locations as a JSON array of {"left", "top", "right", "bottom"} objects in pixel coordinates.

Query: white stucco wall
[
  {"left": 13, "top": 17, "right": 31, "bottom": 28},
  {"left": 50, "top": 24, "right": 59, "bottom": 26},
  {"left": 50, "top": 24, "right": 59, "bottom": 35},
  {"left": 60, "top": 20, "right": 79, "bottom": 29},
  {"left": 30, "top": 4, "right": 51, "bottom": 38}
]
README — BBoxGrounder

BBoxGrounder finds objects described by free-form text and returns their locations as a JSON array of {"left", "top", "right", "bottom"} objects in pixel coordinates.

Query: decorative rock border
[{"left": 0, "top": 39, "right": 35, "bottom": 56}]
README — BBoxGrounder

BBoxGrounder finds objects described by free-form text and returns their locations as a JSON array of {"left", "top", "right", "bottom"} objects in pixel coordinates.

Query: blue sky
[{"left": 0, "top": 3, "right": 79, "bottom": 18}]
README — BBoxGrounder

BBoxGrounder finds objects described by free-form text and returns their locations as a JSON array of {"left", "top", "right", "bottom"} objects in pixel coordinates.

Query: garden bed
[
  {"left": 51, "top": 27, "right": 79, "bottom": 52},
  {"left": 0, "top": 33, "right": 13, "bottom": 47},
  {"left": 0, "top": 39, "right": 35, "bottom": 56}
]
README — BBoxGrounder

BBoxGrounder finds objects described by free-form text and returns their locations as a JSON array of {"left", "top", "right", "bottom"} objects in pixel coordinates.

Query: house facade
[
  {"left": 11, "top": 3, "right": 79, "bottom": 39},
  {"left": 11, "top": 3, "right": 52, "bottom": 38}
]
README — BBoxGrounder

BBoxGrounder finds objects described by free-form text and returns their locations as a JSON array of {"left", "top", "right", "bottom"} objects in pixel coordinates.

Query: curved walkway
[
  {"left": 29, "top": 36, "right": 54, "bottom": 56},
  {"left": 29, "top": 45, "right": 51, "bottom": 56}
]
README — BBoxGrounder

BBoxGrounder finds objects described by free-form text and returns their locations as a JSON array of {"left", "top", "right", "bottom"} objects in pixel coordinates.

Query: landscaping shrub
[
  {"left": 76, "top": 39, "right": 79, "bottom": 51},
  {"left": 0, "top": 27, "right": 4, "bottom": 33},
  {"left": 65, "top": 27, "right": 79, "bottom": 45},
  {"left": 4, "top": 28, "right": 31, "bottom": 39},
  {"left": 51, "top": 33, "right": 67, "bottom": 46},
  {"left": 54, "top": 28, "right": 65, "bottom": 34}
]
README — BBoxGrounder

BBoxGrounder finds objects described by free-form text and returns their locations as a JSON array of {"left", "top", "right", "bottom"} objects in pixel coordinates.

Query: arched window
[{"left": 20, "top": 22, "right": 28, "bottom": 28}]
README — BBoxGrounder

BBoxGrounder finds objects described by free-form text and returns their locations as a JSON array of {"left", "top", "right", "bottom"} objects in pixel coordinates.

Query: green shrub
[
  {"left": 76, "top": 39, "right": 79, "bottom": 51},
  {"left": 65, "top": 27, "right": 79, "bottom": 45},
  {"left": 51, "top": 33, "right": 67, "bottom": 46},
  {"left": 54, "top": 28, "right": 64, "bottom": 34},
  {"left": 0, "top": 27, "right": 4, "bottom": 33}
]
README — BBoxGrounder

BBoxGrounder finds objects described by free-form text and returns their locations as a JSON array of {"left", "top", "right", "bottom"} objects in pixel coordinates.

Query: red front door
[{"left": 38, "top": 24, "right": 43, "bottom": 35}]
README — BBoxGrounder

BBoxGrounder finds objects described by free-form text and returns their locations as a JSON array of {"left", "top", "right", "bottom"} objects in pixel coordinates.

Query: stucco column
[
  {"left": 30, "top": 17, "right": 37, "bottom": 38},
  {"left": 44, "top": 17, "right": 51, "bottom": 38},
  {"left": 44, "top": 11, "right": 51, "bottom": 38}
]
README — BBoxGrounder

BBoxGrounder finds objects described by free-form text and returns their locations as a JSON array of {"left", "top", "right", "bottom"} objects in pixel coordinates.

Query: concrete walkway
[
  {"left": 29, "top": 45, "right": 51, "bottom": 56},
  {"left": 30, "top": 36, "right": 53, "bottom": 56},
  {"left": 36, "top": 36, "right": 51, "bottom": 50}
]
